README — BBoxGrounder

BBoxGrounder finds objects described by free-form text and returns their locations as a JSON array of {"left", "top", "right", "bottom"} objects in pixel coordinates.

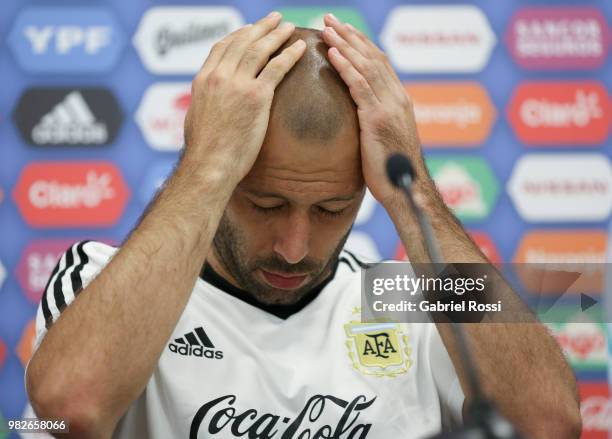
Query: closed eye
[
  {"left": 250, "top": 202, "right": 284, "bottom": 214},
  {"left": 316, "top": 206, "right": 347, "bottom": 218}
]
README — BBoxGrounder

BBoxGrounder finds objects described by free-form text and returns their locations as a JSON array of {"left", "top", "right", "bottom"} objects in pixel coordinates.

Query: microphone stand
[{"left": 388, "top": 156, "right": 522, "bottom": 439}]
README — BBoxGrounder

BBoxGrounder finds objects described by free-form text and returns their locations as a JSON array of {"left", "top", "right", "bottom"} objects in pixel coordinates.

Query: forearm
[
  {"left": 27, "top": 152, "right": 233, "bottom": 435},
  {"left": 385, "top": 169, "right": 580, "bottom": 438}
]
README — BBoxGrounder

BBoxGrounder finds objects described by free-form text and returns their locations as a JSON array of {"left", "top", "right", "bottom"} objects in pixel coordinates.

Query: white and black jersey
[{"left": 30, "top": 241, "right": 464, "bottom": 439}]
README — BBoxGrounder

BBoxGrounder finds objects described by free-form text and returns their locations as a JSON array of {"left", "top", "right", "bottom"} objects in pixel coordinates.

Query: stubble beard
[{"left": 211, "top": 213, "right": 351, "bottom": 306}]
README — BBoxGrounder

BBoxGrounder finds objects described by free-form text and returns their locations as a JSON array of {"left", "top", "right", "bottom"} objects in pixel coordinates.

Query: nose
[{"left": 273, "top": 210, "right": 311, "bottom": 265}]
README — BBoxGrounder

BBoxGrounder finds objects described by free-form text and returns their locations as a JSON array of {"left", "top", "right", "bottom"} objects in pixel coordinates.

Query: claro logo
[
  {"left": 13, "top": 162, "right": 129, "bottom": 228},
  {"left": 508, "top": 81, "right": 611, "bottom": 145}
]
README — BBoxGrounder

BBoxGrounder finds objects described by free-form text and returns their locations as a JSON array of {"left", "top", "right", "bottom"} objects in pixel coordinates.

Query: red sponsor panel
[
  {"left": 513, "top": 230, "right": 607, "bottom": 295},
  {"left": 579, "top": 382, "right": 611, "bottom": 438},
  {"left": 16, "top": 319, "right": 36, "bottom": 367},
  {"left": 393, "top": 233, "right": 500, "bottom": 263},
  {"left": 15, "top": 239, "right": 116, "bottom": 303},
  {"left": 0, "top": 338, "right": 6, "bottom": 369},
  {"left": 13, "top": 162, "right": 130, "bottom": 227},
  {"left": 508, "top": 81, "right": 611, "bottom": 145},
  {"left": 394, "top": 241, "right": 408, "bottom": 261},
  {"left": 469, "top": 231, "right": 501, "bottom": 263}
]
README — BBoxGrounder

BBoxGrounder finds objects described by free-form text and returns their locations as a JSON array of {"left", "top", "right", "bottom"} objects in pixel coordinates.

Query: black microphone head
[{"left": 386, "top": 153, "right": 415, "bottom": 188}]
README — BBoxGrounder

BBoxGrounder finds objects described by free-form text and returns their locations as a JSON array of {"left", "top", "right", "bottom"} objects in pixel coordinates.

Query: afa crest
[{"left": 344, "top": 310, "right": 412, "bottom": 378}]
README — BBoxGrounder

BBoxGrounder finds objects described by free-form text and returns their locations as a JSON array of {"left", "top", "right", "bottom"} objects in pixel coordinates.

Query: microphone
[
  {"left": 385, "top": 153, "right": 442, "bottom": 264},
  {"left": 386, "top": 153, "right": 415, "bottom": 190},
  {"left": 385, "top": 153, "right": 522, "bottom": 439}
]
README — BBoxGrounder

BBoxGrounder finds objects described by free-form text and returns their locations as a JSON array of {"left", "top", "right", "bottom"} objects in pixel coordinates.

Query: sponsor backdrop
[{"left": 0, "top": 0, "right": 611, "bottom": 437}]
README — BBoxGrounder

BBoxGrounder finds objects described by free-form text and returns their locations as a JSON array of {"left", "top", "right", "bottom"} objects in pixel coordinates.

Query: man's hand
[
  {"left": 321, "top": 14, "right": 426, "bottom": 206},
  {"left": 27, "top": 13, "right": 307, "bottom": 438},
  {"left": 184, "top": 11, "right": 306, "bottom": 185}
]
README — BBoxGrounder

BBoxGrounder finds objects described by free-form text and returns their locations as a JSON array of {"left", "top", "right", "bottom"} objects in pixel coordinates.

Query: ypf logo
[
  {"left": 13, "top": 162, "right": 130, "bottom": 228},
  {"left": 508, "top": 81, "right": 611, "bottom": 145},
  {"left": 8, "top": 7, "right": 125, "bottom": 73},
  {"left": 16, "top": 240, "right": 81, "bottom": 303},
  {"left": 134, "top": 6, "right": 244, "bottom": 75},
  {"left": 426, "top": 157, "right": 499, "bottom": 221},
  {"left": 380, "top": 5, "right": 496, "bottom": 73},
  {"left": 507, "top": 154, "right": 612, "bottom": 222},
  {"left": 136, "top": 83, "right": 191, "bottom": 151},
  {"left": 13, "top": 87, "right": 123, "bottom": 146},
  {"left": 506, "top": 7, "right": 610, "bottom": 70},
  {"left": 405, "top": 82, "right": 496, "bottom": 147}
]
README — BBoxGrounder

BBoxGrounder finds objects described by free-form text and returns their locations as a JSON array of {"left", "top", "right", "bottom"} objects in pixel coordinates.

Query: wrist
[{"left": 178, "top": 149, "right": 241, "bottom": 197}]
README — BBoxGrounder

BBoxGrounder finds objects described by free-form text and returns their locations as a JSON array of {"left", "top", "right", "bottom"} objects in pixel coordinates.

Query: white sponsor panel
[
  {"left": 581, "top": 394, "right": 612, "bottom": 433},
  {"left": 133, "top": 6, "right": 244, "bottom": 75},
  {"left": 136, "top": 82, "right": 191, "bottom": 151},
  {"left": 355, "top": 189, "right": 377, "bottom": 226},
  {"left": 0, "top": 259, "right": 5, "bottom": 290},
  {"left": 380, "top": 5, "right": 496, "bottom": 73},
  {"left": 507, "top": 154, "right": 612, "bottom": 222},
  {"left": 345, "top": 231, "right": 381, "bottom": 262}
]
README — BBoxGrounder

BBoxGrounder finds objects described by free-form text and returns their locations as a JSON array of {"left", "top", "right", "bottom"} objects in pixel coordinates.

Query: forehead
[{"left": 240, "top": 122, "right": 362, "bottom": 199}]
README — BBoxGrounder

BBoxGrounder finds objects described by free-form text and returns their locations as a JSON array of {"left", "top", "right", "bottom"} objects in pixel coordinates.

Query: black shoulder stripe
[
  {"left": 339, "top": 256, "right": 356, "bottom": 272},
  {"left": 70, "top": 240, "right": 91, "bottom": 297},
  {"left": 41, "top": 254, "right": 63, "bottom": 328},
  {"left": 344, "top": 250, "right": 372, "bottom": 269},
  {"left": 52, "top": 246, "right": 75, "bottom": 314}
]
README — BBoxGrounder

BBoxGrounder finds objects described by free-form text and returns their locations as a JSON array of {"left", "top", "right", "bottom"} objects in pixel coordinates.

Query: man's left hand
[{"left": 321, "top": 14, "right": 426, "bottom": 206}]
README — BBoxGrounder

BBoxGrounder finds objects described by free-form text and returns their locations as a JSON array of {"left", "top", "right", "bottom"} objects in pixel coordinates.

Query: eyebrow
[{"left": 244, "top": 189, "right": 356, "bottom": 203}]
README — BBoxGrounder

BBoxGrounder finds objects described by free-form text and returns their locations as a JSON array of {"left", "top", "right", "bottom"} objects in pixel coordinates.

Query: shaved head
[
  {"left": 269, "top": 27, "right": 359, "bottom": 144},
  {"left": 208, "top": 27, "right": 365, "bottom": 306}
]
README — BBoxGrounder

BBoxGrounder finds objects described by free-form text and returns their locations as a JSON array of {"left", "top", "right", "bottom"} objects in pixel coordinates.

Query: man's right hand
[
  {"left": 26, "top": 13, "right": 304, "bottom": 438},
  {"left": 183, "top": 11, "right": 306, "bottom": 185}
]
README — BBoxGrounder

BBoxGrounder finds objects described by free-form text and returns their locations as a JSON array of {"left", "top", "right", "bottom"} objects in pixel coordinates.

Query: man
[{"left": 27, "top": 12, "right": 581, "bottom": 439}]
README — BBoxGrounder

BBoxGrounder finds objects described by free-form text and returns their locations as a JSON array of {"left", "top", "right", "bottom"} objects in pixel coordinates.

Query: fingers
[
  {"left": 218, "top": 11, "right": 283, "bottom": 73},
  {"left": 322, "top": 26, "right": 388, "bottom": 102},
  {"left": 199, "top": 24, "right": 252, "bottom": 77},
  {"left": 322, "top": 14, "right": 402, "bottom": 96},
  {"left": 237, "top": 21, "right": 296, "bottom": 76},
  {"left": 257, "top": 39, "right": 306, "bottom": 89},
  {"left": 327, "top": 46, "right": 378, "bottom": 109},
  {"left": 323, "top": 15, "right": 372, "bottom": 59},
  {"left": 324, "top": 14, "right": 385, "bottom": 62}
]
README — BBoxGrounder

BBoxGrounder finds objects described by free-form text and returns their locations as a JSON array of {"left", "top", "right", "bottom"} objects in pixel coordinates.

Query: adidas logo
[
  {"left": 168, "top": 326, "right": 223, "bottom": 359},
  {"left": 31, "top": 91, "right": 108, "bottom": 144}
]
